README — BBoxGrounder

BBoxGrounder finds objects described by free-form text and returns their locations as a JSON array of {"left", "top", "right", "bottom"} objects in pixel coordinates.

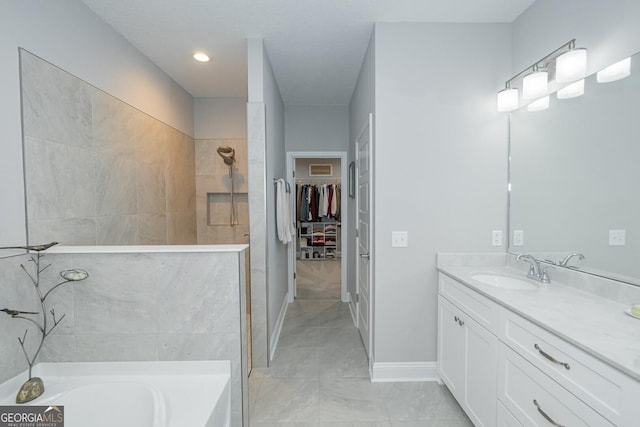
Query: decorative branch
[{"left": 0, "top": 242, "right": 89, "bottom": 384}]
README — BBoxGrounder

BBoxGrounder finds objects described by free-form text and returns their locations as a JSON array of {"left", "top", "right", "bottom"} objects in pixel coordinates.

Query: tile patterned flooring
[
  {"left": 249, "top": 299, "right": 473, "bottom": 426},
  {"left": 296, "top": 260, "right": 341, "bottom": 300}
]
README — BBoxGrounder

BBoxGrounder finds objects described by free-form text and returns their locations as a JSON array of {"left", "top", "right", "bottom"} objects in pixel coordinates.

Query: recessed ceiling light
[{"left": 193, "top": 52, "right": 210, "bottom": 63}]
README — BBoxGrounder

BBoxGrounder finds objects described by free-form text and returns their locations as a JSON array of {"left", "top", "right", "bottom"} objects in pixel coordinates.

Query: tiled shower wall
[
  {"left": 21, "top": 50, "right": 196, "bottom": 246},
  {"left": 195, "top": 138, "right": 250, "bottom": 244},
  {"left": 0, "top": 248, "right": 248, "bottom": 426}
]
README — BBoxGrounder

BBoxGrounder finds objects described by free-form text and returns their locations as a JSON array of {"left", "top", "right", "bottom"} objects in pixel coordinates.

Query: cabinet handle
[
  {"left": 533, "top": 399, "right": 566, "bottom": 427},
  {"left": 534, "top": 344, "right": 570, "bottom": 370},
  {"left": 454, "top": 316, "right": 459, "bottom": 322},
  {"left": 458, "top": 319, "right": 464, "bottom": 326}
]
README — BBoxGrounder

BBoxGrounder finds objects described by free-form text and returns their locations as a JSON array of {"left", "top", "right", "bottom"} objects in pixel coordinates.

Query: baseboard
[
  {"left": 347, "top": 292, "right": 357, "bottom": 326},
  {"left": 370, "top": 361, "right": 440, "bottom": 382},
  {"left": 269, "top": 292, "right": 288, "bottom": 362}
]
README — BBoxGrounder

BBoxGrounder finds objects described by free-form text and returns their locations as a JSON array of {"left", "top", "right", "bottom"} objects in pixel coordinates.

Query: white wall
[
  {"left": 194, "top": 97, "right": 247, "bottom": 139},
  {"left": 0, "top": 0, "right": 193, "bottom": 245},
  {"left": 512, "top": 0, "right": 640, "bottom": 75},
  {"left": 373, "top": 23, "right": 511, "bottom": 364},
  {"left": 285, "top": 105, "right": 349, "bottom": 152},
  {"left": 348, "top": 31, "right": 375, "bottom": 329}
]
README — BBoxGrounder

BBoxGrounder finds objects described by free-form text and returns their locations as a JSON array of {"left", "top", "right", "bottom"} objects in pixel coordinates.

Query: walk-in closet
[{"left": 294, "top": 158, "right": 342, "bottom": 299}]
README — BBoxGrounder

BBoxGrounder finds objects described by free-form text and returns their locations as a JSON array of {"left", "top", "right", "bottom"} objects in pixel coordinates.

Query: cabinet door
[
  {"left": 464, "top": 314, "right": 498, "bottom": 427},
  {"left": 438, "top": 296, "right": 465, "bottom": 400}
]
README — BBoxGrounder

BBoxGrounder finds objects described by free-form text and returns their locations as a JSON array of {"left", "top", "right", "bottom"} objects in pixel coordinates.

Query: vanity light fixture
[
  {"left": 497, "top": 85, "right": 519, "bottom": 112},
  {"left": 527, "top": 96, "right": 550, "bottom": 112},
  {"left": 497, "top": 39, "right": 585, "bottom": 112},
  {"left": 193, "top": 52, "right": 210, "bottom": 63},
  {"left": 522, "top": 69, "right": 548, "bottom": 99},
  {"left": 556, "top": 45, "right": 588, "bottom": 83},
  {"left": 557, "top": 79, "right": 585, "bottom": 99},
  {"left": 597, "top": 57, "right": 631, "bottom": 83}
]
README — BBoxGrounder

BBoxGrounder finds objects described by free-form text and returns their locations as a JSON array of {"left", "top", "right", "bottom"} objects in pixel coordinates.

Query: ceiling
[{"left": 80, "top": 0, "right": 535, "bottom": 105}]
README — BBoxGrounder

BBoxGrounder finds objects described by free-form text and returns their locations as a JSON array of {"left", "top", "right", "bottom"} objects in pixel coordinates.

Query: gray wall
[
  {"left": 285, "top": 105, "right": 349, "bottom": 152},
  {"left": 246, "top": 38, "right": 287, "bottom": 366},
  {"left": 194, "top": 97, "right": 248, "bottom": 139},
  {"left": 348, "top": 31, "right": 376, "bottom": 325},
  {"left": 0, "top": 1, "right": 194, "bottom": 246},
  {"left": 0, "top": 247, "right": 248, "bottom": 426},
  {"left": 372, "top": 23, "right": 510, "bottom": 363},
  {"left": 262, "top": 45, "right": 288, "bottom": 354},
  {"left": 21, "top": 51, "right": 196, "bottom": 246}
]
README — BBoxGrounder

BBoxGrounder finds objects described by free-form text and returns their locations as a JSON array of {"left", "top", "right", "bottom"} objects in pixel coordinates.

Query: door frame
[
  {"left": 355, "top": 114, "right": 374, "bottom": 371},
  {"left": 286, "top": 151, "right": 349, "bottom": 303}
]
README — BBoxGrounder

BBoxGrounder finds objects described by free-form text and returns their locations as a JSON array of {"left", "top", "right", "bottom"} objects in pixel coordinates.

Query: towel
[{"left": 276, "top": 179, "right": 294, "bottom": 244}]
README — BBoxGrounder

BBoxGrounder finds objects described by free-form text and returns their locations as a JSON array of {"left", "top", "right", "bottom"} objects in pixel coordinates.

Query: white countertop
[
  {"left": 438, "top": 264, "right": 640, "bottom": 381},
  {"left": 45, "top": 244, "right": 249, "bottom": 254}
]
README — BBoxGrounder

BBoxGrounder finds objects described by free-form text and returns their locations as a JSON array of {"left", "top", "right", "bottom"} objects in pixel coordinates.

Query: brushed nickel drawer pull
[
  {"left": 534, "top": 399, "right": 566, "bottom": 427},
  {"left": 535, "top": 344, "right": 570, "bottom": 370}
]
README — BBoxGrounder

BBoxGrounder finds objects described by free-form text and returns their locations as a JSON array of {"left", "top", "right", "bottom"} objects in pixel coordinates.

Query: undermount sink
[{"left": 471, "top": 273, "right": 540, "bottom": 290}]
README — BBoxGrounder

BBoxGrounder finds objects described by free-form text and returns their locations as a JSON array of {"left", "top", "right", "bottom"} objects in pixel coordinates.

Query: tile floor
[
  {"left": 296, "top": 260, "right": 341, "bottom": 299},
  {"left": 249, "top": 298, "right": 473, "bottom": 426}
]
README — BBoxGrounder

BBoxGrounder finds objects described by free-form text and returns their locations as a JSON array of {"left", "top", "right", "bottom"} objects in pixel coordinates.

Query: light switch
[
  {"left": 391, "top": 231, "right": 408, "bottom": 248},
  {"left": 513, "top": 230, "right": 524, "bottom": 246},
  {"left": 609, "top": 229, "right": 626, "bottom": 246},
  {"left": 492, "top": 230, "right": 503, "bottom": 247}
]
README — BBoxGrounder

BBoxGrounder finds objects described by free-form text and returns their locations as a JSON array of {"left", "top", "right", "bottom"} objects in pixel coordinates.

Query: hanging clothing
[{"left": 296, "top": 183, "right": 341, "bottom": 222}]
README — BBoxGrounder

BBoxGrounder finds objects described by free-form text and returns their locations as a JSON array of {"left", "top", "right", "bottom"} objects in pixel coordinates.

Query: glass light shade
[
  {"left": 597, "top": 57, "right": 631, "bottom": 82},
  {"left": 497, "top": 88, "right": 518, "bottom": 112},
  {"left": 556, "top": 48, "right": 587, "bottom": 83},
  {"left": 523, "top": 71, "right": 548, "bottom": 99},
  {"left": 527, "top": 96, "right": 550, "bottom": 112},
  {"left": 557, "top": 79, "right": 585, "bottom": 99}
]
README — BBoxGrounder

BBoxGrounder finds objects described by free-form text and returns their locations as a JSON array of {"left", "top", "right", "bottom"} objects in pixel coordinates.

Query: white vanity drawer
[
  {"left": 439, "top": 273, "right": 499, "bottom": 334},
  {"left": 498, "top": 344, "right": 614, "bottom": 427},
  {"left": 497, "top": 401, "right": 523, "bottom": 427},
  {"left": 499, "top": 308, "right": 638, "bottom": 425}
]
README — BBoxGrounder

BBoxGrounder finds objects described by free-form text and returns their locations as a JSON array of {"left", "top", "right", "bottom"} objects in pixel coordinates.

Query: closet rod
[{"left": 296, "top": 179, "right": 341, "bottom": 183}]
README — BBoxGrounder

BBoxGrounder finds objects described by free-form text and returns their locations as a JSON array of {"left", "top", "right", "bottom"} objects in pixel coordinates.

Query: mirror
[{"left": 509, "top": 52, "right": 640, "bottom": 285}]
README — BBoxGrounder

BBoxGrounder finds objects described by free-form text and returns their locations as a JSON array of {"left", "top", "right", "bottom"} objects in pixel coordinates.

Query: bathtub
[{"left": 0, "top": 361, "right": 230, "bottom": 427}]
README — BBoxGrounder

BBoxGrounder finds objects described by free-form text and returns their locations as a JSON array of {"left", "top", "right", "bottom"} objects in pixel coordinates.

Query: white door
[{"left": 355, "top": 114, "right": 373, "bottom": 358}]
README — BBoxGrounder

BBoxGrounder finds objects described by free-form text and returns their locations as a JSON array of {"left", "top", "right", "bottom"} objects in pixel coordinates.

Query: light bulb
[
  {"left": 556, "top": 48, "right": 587, "bottom": 83},
  {"left": 597, "top": 57, "right": 631, "bottom": 83},
  {"left": 527, "top": 96, "right": 550, "bottom": 112},
  {"left": 497, "top": 88, "right": 518, "bottom": 112},
  {"left": 193, "top": 52, "right": 210, "bottom": 62},
  {"left": 557, "top": 80, "right": 585, "bottom": 99},
  {"left": 523, "top": 71, "right": 548, "bottom": 99}
]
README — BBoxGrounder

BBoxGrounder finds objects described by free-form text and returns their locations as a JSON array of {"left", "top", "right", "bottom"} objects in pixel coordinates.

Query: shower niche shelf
[{"left": 207, "top": 192, "right": 248, "bottom": 226}]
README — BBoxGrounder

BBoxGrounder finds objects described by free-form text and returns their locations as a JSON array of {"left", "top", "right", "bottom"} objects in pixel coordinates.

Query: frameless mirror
[{"left": 509, "top": 52, "right": 640, "bottom": 285}]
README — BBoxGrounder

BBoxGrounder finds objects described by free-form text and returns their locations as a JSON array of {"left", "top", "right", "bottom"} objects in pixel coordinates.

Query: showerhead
[{"left": 217, "top": 146, "right": 235, "bottom": 165}]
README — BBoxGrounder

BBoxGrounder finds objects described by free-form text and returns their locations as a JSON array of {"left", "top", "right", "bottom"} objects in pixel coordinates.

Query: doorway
[{"left": 286, "top": 152, "right": 348, "bottom": 304}]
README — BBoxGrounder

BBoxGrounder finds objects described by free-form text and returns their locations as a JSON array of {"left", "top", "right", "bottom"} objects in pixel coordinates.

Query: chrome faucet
[
  {"left": 516, "top": 253, "right": 550, "bottom": 283},
  {"left": 558, "top": 252, "right": 584, "bottom": 267}
]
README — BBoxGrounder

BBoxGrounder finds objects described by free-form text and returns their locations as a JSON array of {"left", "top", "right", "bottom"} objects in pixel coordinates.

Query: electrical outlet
[
  {"left": 609, "top": 229, "right": 626, "bottom": 246},
  {"left": 391, "top": 231, "right": 408, "bottom": 248},
  {"left": 492, "top": 230, "right": 503, "bottom": 247},
  {"left": 513, "top": 230, "right": 524, "bottom": 246}
]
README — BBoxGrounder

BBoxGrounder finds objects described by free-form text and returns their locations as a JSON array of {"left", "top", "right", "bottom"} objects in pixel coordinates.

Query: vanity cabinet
[
  {"left": 438, "top": 272, "right": 640, "bottom": 427},
  {"left": 438, "top": 275, "right": 499, "bottom": 427}
]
